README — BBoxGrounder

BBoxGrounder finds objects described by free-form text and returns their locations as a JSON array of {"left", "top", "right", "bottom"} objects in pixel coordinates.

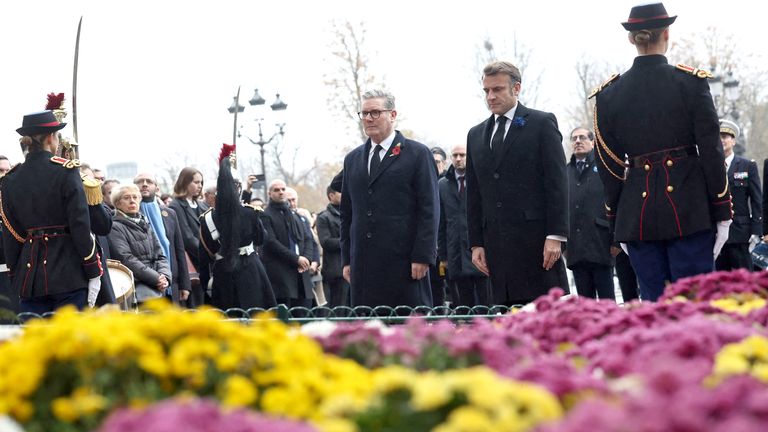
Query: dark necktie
[
  {"left": 458, "top": 175, "right": 465, "bottom": 196},
  {"left": 369, "top": 144, "right": 382, "bottom": 177},
  {"left": 491, "top": 116, "right": 507, "bottom": 158},
  {"left": 576, "top": 160, "right": 585, "bottom": 174}
]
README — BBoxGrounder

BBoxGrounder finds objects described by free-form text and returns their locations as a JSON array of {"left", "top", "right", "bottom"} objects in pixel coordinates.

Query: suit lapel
[
  {"left": 369, "top": 131, "right": 405, "bottom": 186},
  {"left": 494, "top": 104, "right": 530, "bottom": 170}
]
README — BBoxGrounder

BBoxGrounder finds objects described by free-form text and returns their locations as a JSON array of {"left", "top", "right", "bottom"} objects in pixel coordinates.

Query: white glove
[
  {"left": 620, "top": 243, "right": 628, "bottom": 256},
  {"left": 713, "top": 220, "right": 733, "bottom": 259},
  {"left": 87, "top": 277, "right": 101, "bottom": 308}
]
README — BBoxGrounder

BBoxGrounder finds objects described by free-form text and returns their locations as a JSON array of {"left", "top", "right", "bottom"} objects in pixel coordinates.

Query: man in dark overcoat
[
  {"left": 565, "top": 128, "right": 615, "bottom": 300},
  {"left": 261, "top": 179, "right": 314, "bottom": 308},
  {"left": 466, "top": 61, "right": 569, "bottom": 306},
  {"left": 340, "top": 89, "right": 439, "bottom": 308},
  {"left": 438, "top": 143, "right": 490, "bottom": 307}
]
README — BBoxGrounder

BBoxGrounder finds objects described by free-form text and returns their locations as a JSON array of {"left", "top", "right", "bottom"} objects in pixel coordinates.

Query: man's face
[
  {"left": 360, "top": 97, "right": 396, "bottom": 143},
  {"left": 451, "top": 145, "right": 467, "bottom": 172},
  {"left": 269, "top": 181, "right": 286, "bottom": 203},
  {"left": 571, "top": 128, "right": 594, "bottom": 158},
  {"left": 483, "top": 73, "right": 521, "bottom": 116},
  {"left": 0, "top": 159, "right": 11, "bottom": 177},
  {"left": 285, "top": 189, "right": 298, "bottom": 210},
  {"left": 134, "top": 174, "right": 158, "bottom": 199},
  {"left": 93, "top": 169, "right": 106, "bottom": 182},
  {"left": 103, "top": 181, "right": 118, "bottom": 207},
  {"left": 720, "top": 133, "right": 736, "bottom": 157},
  {"left": 204, "top": 187, "right": 217, "bottom": 208},
  {"left": 328, "top": 191, "right": 341, "bottom": 206},
  {"left": 433, "top": 154, "right": 446, "bottom": 174}
]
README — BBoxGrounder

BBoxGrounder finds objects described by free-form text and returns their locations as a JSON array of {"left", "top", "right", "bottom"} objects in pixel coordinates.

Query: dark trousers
[
  {"left": 19, "top": 288, "right": 87, "bottom": 316},
  {"left": 571, "top": 262, "right": 615, "bottom": 300},
  {"left": 615, "top": 251, "right": 639, "bottom": 302},
  {"left": 429, "top": 263, "right": 445, "bottom": 307},
  {"left": 449, "top": 276, "right": 490, "bottom": 307},
  {"left": 0, "top": 271, "right": 18, "bottom": 322},
  {"left": 324, "top": 278, "right": 350, "bottom": 308},
  {"left": 627, "top": 229, "right": 714, "bottom": 302},
  {"left": 715, "top": 243, "right": 752, "bottom": 271}
]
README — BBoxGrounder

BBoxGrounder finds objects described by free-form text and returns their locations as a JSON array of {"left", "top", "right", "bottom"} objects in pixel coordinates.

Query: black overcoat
[
  {"left": 261, "top": 202, "right": 314, "bottom": 300},
  {"left": 316, "top": 204, "right": 342, "bottom": 281},
  {"left": 466, "top": 104, "right": 569, "bottom": 303},
  {"left": 438, "top": 165, "right": 484, "bottom": 279},
  {"left": 340, "top": 131, "right": 439, "bottom": 307},
  {"left": 566, "top": 151, "right": 613, "bottom": 268}
]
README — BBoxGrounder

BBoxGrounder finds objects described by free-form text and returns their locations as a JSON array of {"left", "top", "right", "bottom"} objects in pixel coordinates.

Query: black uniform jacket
[
  {"left": 0, "top": 151, "right": 101, "bottom": 298},
  {"left": 726, "top": 156, "right": 761, "bottom": 243},
  {"left": 594, "top": 55, "right": 731, "bottom": 242}
]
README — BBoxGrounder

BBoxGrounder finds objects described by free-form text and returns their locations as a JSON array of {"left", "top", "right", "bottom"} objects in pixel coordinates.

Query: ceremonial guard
[
  {"left": 0, "top": 110, "right": 102, "bottom": 314},
  {"left": 591, "top": 3, "right": 732, "bottom": 301},
  {"left": 199, "top": 146, "right": 277, "bottom": 310},
  {"left": 715, "top": 120, "right": 762, "bottom": 270}
]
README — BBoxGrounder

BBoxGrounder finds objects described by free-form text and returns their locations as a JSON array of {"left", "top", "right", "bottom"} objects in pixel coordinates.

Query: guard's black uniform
[
  {"left": 0, "top": 151, "right": 102, "bottom": 311},
  {"left": 199, "top": 205, "right": 276, "bottom": 310},
  {"left": 593, "top": 55, "right": 730, "bottom": 300}
]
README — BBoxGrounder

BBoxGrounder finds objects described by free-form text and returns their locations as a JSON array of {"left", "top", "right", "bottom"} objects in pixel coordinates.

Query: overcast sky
[{"left": 0, "top": 0, "right": 763, "bottom": 183}]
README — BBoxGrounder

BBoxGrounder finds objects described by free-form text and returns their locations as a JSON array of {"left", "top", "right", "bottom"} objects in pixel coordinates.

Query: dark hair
[
  {"left": 0, "top": 155, "right": 8, "bottom": 162},
  {"left": 101, "top": 179, "right": 120, "bottom": 195},
  {"left": 216, "top": 158, "right": 242, "bottom": 272},
  {"left": 326, "top": 185, "right": 336, "bottom": 197},
  {"left": 160, "top": 193, "right": 172, "bottom": 202},
  {"left": 570, "top": 127, "right": 595, "bottom": 141},
  {"left": 173, "top": 167, "right": 204, "bottom": 199},
  {"left": 430, "top": 147, "right": 447, "bottom": 161},
  {"left": 19, "top": 134, "right": 50, "bottom": 153},
  {"left": 483, "top": 61, "right": 522, "bottom": 85}
]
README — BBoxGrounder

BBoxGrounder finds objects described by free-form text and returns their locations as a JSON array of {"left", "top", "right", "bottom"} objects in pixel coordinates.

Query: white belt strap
[
  {"left": 204, "top": 211, "right": 219, "bottom": 241},
  {"left": 215, "top": 243, "right": 255, "bottom": 261}
]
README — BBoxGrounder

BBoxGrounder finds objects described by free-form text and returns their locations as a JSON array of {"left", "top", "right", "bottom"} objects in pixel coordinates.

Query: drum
[{"left": 107, "top": 259, "right": 135, "bottom": 309}]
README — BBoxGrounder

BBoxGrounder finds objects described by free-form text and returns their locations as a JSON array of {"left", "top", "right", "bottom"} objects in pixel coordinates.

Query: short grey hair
[
  {"left": 111, "top": 183, "right": 140, "bottom": 207},
  {"left": 362, "top": 89, "right": 396, "bottom": 110},
  {"left": 483, "top": 61, "right": 522, "bottom": 85}
]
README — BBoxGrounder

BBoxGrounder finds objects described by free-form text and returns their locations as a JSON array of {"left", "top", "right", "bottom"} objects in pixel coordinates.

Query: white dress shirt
[
  {"left": 489, "top": 105, "right": 518, "bottom": 148},
  {"left": 368, "top": 130, "right": 397, "bottom": 174}
]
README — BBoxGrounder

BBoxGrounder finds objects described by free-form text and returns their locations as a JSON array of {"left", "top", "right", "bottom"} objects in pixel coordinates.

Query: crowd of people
[{"left": 0, "top": 2, "right": 765, "bottom": 317}]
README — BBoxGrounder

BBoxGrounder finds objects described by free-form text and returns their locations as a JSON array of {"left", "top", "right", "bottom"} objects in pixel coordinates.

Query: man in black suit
[
  {"left": 135, "top": 173, "right": 191, "bottom": 305},
  {"left": 261, "top": 179, "right": 314, "bottom": 308},
  {"left": 466, "top": 61, "right": 569, "bottom": 306},
  {"left": 340, "top": 89, "right": 439, "bottom": 308},
  {"left": 439, "top": 143, "right": 490, "bottom": 307},
  {"left": 565, "top": 128, "right": 614, "bottom": 300},
  {"left": 716, "top": 120, "right": 761, "bottom": 271},
  {"left": 317, "top": 183, "right": 349, "bottom": 307}
]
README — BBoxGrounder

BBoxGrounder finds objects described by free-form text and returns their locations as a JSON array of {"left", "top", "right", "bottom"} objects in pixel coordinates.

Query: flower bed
[{"left": 0, "top": 270, "right": 767, "bottom": 431}]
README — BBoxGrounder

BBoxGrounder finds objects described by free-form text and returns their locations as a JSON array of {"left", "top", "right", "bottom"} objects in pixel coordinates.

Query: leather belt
[
  {"left": 628, "top": 146, "right": 697, "bottom": 168},
  {"left": 215, "top": 243, "right": 255, "bottom": 261}
]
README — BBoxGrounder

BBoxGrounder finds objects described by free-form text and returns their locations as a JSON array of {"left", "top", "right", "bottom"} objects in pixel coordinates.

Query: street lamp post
[{"left": 228, "top": 88, "right": 287, "bottom": 200}]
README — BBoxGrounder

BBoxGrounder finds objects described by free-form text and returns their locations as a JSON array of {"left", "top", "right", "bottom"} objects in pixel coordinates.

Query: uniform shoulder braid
[
  {"left": 588, "top": 73, "right": 621, "bottom": 99},
  {"left": 244, "top": 203, "right": 263, "bottom": 212},
  {"left": 675, "top": 64, "right": 713, "bottom": 79},
  {"left": 50, "top": 156, "right": 82, "bottom": 169}
]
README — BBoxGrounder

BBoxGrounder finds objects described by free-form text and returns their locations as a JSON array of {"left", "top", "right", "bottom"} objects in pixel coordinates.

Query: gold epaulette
[
  {"left": 588, "top": 73, "right": 620, "bottom": 99},
  {"left": 675, "top": 64, "right": 713, "bottom": 79},
  {"left": 244, "top": 203, "right": 263, "bottom": 212},
  {"left": 50, "top": 156, "right": 81, "bottom": 169},
  {"left": 81, "top": 174, "right": 103, "bottom": 206}
]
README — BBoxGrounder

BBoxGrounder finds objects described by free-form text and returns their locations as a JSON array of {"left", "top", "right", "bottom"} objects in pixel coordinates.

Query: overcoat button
[
  {"left": 642, "top": 192, "right": 647, "bottom": 198},
  {"left": 644, "top": 164, "right": 650, "bottom": 171},
  {"left": 496, "top": 202, "right": 502, "bottom": 208},
  {"left": 367, "top": 210, "right": 372, "bottom": 216},
  {"left": 493, "top": 173, "right": 499, "bottom": 179},
  {"left": 366, "top": 232, "right": 372, "bottom": 239},
  {"left": 667, "top": 185, "right": 674, "bottom": 192},
  {"left": 666, "top": 160, "right": 673, "bottom": 167},
  {"left": 367, "top": 189, "right": 373, "bottom": 194}
]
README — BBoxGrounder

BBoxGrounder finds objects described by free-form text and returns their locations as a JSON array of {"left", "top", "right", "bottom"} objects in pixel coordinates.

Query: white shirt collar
[
  {"left": 371, "top": 130, "right": 397, "bottom": 153},
  {"left": 725, "top": 153, "right": 735, "bottom": 169},
  {"left": 494, "top": 104, "right": 518, "bottom": 123}
]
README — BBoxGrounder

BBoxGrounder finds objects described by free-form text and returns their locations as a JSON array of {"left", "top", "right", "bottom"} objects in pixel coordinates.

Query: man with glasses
[
  {"left": 566, "top": 128, "right": 615, "bottom": 300},
  {"left": 340, "top": 89, "right": 439, "bottom": 308},
  {"left": 466, "top": 61, "right": 569, "bottom": 306}
]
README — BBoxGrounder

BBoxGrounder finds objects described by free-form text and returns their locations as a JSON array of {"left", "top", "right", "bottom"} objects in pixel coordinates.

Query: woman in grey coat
[{"left": 109, "top": 184, "right": 172, "bottom": 304}]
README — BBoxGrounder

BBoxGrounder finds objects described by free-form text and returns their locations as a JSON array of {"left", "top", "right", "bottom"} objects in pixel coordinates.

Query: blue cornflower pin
[{"left": 512, "top": 116, "right": 526, "bottom": 128}]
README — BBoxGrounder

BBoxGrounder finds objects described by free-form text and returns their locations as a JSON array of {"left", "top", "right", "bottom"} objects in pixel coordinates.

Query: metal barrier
[{"left": 7, "top": 304, "right": 521, "bottom": 325}]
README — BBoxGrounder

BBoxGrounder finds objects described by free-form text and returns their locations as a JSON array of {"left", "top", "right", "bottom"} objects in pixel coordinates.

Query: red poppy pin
[{"left": 390, "top": 143, "right": 402, "bottom": 157}]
